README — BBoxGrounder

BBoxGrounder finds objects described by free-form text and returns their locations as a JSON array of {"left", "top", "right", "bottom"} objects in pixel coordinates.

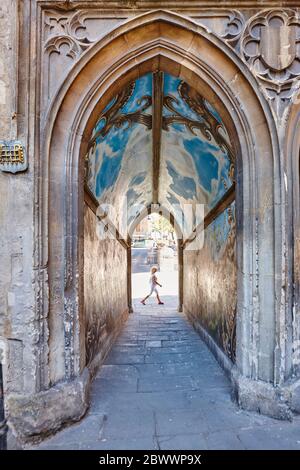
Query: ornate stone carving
[
  {"left": 44, "top": 9, "right": 126, "bottom": 54},
  {"left": 44, "top": 14, "right": 92, "bottom": 55},
  {"left": 42, "top": 9, "right": 246, "bottom": 110},
  {"left": 45, "top": 35, "right": 81, "bottom": 60},
  {"left": 219, "top": 10, "right": 245, "bottom": 47},
  {"left": 241, "top": 9, "right": 300, "bottom": 114},
  {"left": 193, "top": 10, "right": 244, "bottom": 47},
  {"left": 44, "top": 14, "right": 69, "bottom": 38},
  {"left": 43, "top": 10, "right": 126, "bottom": 107}
]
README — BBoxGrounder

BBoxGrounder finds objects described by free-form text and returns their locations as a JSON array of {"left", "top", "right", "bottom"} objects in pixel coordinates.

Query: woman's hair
[{"left": 151, "top": 266, "right": 157, "bottom": 274}]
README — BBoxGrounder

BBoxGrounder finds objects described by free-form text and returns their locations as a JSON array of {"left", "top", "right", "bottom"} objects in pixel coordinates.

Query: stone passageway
[{"left": 32, "top": 298, "right": 300, "bottom": 450}]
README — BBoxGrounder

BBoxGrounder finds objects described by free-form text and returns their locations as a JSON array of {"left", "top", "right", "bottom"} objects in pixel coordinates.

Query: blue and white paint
[
  {"left": 160, "top": 74, "right": 233, "bottom": 226},
  {"left": 86, "top": 72, "right": 234, "bottom": 235}
]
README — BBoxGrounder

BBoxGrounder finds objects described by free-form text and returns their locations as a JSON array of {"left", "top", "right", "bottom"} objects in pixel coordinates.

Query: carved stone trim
[
  {"left": 219, "top": 10, "right": 245, "bottom": 46},
  {"left": 41, "top": 8, "right": 247, "bottom": 112},
  {"left": 43, "top": 8, "right": 130, "bottom": 56},
  {"left": 35, "top": 8, "right": 285, "bottom": 414},
  {"left": 42, "top": 9, "right": 128, "bottom": 109},
  {"left": 45, "top": 35, "right": 81, "bottom": 60},
  {"left": 241, "top": 8, "right": 300, "bottom": 116},
  {"left": 192, "top": 9, "right": 244, "bottom": 47}
]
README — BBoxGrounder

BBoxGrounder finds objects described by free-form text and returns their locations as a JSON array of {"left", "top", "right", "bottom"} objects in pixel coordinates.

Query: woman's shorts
[{"left": 149, "top": 285, "right": 158, "bottom": 295}]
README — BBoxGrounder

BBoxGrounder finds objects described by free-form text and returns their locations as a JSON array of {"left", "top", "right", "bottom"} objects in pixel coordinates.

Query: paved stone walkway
[{"left": 32, "top": 296, "right": 300, "bottom": 450}]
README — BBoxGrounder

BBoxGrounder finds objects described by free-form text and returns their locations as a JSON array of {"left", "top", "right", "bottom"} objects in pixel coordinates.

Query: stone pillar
[{"left": 0, "top": 0, "right": 37, "bottom": 397}]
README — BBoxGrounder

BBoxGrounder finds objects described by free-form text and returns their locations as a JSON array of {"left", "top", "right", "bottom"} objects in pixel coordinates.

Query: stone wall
[
  {"left": 84, "top": 204, "right": 128, "bottom": 374},
  {"left": 184, "top": 202, "right": 236, "bottom": 362},
  {"left": 0, "top": 0, "right": 15, "bottom": 137},
  {"left": 0, "top": 0, "right": 37, "bottom": 397},
  {"left": 1, "top": 0, "right": 300, "bottom": 441}
]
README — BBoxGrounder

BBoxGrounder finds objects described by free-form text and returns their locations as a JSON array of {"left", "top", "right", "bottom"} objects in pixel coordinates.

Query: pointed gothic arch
[
  {"left": 46, "top": 7, "right": 281, "bottom": 404},
  {"left": 9, "top": 9, "right": 289, "bottom": 440}
]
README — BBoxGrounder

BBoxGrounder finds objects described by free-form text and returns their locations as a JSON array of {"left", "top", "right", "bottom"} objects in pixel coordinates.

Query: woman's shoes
[{"left": 158, "top": 302, "right": 164, "bottom": 305}]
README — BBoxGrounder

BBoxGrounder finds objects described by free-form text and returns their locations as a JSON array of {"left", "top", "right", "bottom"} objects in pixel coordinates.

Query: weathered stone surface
[
  {"left": 237, "top": 424, "right": 300, "bottom": 450},
  {"left": 184, "top": 202, "right": 237, "bottom": 361},
  {"left": 84, "top": 204, "right": 128, "bottom": 370},
  {"left": 158, "top": 433, "right": 208, "bottom": 451},
  {"left": 205, "top": 430, "right": 245, "bottom": 450},
  {"left": 0, "top": 0, "right": 15, "bottom": 138},
  {"left": 29, "top": 300, "right": 300, "bottom": 450},
  {"left": 282, "top": 378, "right": 300, "bottom": 415},
  {"left": 1, "top": 0, "right": 300, "bottom": 445},
  {"left": 7, "top": 368, "right": 90, "bottom": 444},
  {"left": 0, "top": 0, "right": 37, "bottom": 401},
  {"left": 235, "top": 375, "right": 292, "bottom": 421}
]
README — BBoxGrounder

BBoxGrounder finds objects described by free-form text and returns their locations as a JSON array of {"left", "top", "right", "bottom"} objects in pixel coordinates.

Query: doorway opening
[
  {"left": 131, "top": 213, "right": 179, "bottom": 310},
  {"left": 37, "top": 13, "right": 286, "bottom": 435},
  {"left": 83, "top": 69, "right": 236, "bottom": 370}
]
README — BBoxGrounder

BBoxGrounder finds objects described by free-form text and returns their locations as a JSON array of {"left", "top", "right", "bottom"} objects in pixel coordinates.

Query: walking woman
[{"left": 141, "top": 266, "right": 164, "bottom": 305}]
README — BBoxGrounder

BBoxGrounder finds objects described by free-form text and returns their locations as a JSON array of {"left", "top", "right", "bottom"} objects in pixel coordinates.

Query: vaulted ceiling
[{"left": 85, "top": 72, "right": 235, "bottom": 237}]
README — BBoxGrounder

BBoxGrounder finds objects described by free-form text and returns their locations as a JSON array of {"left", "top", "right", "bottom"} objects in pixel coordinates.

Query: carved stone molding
[
  {"left": 241, "top": 8, "right": 300, "bottom": 117},
  {"left": 192, "top": 10, "right": 244, "bottom": 48},
  {"left": 44, "top": 9, "right": 127, "bottom": 51},
  {"left": 219, "top": 10, "right": 245, "bottom": 47},
  {"left": 45, "top": 35, "right": 82, "bottom": 60},
  {"left": 42, "top": 9, "right": 127, "bottom": 109},
  {"left": 42, "top": 8, "right": 247, "bottom": 111}
]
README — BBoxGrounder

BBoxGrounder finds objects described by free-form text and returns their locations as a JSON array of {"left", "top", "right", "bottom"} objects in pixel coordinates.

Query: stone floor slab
[
  {"left": 205, "top": 430, "right": 245, "bottom": 450},
  {"left": 155, "top": 408, "right": 209, "bottom": 436},
  {"left": 31, "top": 297, "right": 300, "bottom": 450},
  {"left": 158, "top": 433, "right": 208, "bottom": 450},
  {"left": 137, "top": 375, "right": 196, "bottom": 393},
  {"left": 146, "top": 340, "right": 162, "bottom": 348}
]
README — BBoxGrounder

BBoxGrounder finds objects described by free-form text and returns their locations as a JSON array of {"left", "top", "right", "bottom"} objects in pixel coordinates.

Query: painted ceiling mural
[
  {"left": 85, "top": 72, "right": 234, "bottom": 235},
  {"left": 160, "top": 74, "right": 234, "bottom": 231},
  {"left": 86, "top": 73, "right": 153, "bottom": 234}
]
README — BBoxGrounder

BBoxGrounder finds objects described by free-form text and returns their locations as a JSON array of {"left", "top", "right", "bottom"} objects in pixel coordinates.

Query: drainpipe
[{"left": 0, "top": 363, "right": 7, "bottom": 450}]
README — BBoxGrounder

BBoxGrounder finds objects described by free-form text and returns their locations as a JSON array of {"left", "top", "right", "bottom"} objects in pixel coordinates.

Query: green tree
[{"left": 151, "top": 215, "right": 174, "bottom": 238}]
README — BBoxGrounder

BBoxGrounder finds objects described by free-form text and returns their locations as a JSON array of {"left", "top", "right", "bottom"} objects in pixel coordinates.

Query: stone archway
[
  {"left": 8, "top": 10, "right": 289, "bottom": 441},
  {"left": 128, "top": 204, "right": 185, "bottom": 314}
]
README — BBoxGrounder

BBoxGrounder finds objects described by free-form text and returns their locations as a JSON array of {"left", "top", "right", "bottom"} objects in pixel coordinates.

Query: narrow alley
[{"left": 32, "top": 298, "right": 300, "bottom": 451}]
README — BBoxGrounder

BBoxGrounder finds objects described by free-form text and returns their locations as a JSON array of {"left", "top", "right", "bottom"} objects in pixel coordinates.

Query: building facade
[{"left": 0, "top": 0, "right": 300, "bottom": 444}]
